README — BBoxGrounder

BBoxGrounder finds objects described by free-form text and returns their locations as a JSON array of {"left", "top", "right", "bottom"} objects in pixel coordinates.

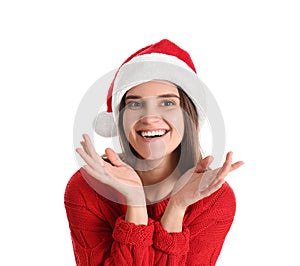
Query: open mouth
[{"left": 138, "top": 130, "right": 169, "bottom": 139}]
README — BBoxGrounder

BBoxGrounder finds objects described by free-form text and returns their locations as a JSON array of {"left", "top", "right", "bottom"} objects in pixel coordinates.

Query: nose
[
  {"left": 139, "top": 101, "right": 162, "bottom": 124},
  {"left": 140, "top": 114, "right": 161, "bottom": 124}
]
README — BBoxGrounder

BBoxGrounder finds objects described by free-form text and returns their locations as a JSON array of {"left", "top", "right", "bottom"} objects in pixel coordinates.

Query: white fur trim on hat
[{"left": 95, "top": 55, "right": 208, "bottom": 138}]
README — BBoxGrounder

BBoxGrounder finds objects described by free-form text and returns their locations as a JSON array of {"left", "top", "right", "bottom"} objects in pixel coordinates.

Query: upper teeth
[{"left": 140, "top": 130, "right": 167, "bottom": 137}]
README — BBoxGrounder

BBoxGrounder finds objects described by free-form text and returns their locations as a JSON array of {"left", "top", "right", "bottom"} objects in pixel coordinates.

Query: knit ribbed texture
[
  {"left": 64, "top": 169, "right": 236, "bottom": 266},
  {"left": 113, "top": 216, "right": 154, "bottom": 246},
  {"left": 153, "top": 222, "right": 190, "bottom": 255}
]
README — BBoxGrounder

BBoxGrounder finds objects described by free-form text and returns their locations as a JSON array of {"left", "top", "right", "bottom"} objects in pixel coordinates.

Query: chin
[{"left": 139, "top": 150, "right": 166, "bottom": 161}]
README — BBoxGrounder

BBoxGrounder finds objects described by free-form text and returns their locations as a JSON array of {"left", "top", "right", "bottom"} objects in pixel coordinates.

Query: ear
[{"left": 94, "top": 111, "right": 118, "bottom": 137}]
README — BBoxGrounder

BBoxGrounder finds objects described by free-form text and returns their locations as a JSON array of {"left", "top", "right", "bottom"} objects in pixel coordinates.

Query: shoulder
[
  {"left": 209, "top": 181, "right": 236, "bottom": 206},
  {"left": 64, "top": 168, "right": 99, "bottom": 207},
  {"left": 205, "top": 182, "right": 236, "bottom": 214},
  {"left": 64, "top": 168, "right": 126, "bottom": 210},
  {"left": 187, "top": 182, "right": 236, "bottom": 221}
]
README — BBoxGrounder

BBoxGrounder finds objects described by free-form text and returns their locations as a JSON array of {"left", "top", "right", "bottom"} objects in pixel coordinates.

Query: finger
[
  {"left": 80, "top": 141, "right": 88, "bottom": 154},
  {"left": 212, "top": 178, "right": 226, "bottom": 191},
  {"left": 201, "top": 178, "right": 225, "bottom": 198},
  {"left": 83, "top": 165, "right": 109, "bottom": 183},
  {"left": 97, "top": 154, "right": 105, "bottom": 167},
  {"left": 209, "top": 171, "right": 227, "bottom": 188},
  {"left": 83, "top": 164, "right": 97, "bottom": 178},
  {"left": 105, "top": 148, "right": 124, "bottom": 167},
  {"left": 199, "top": 168, "right": 220, "bottom": 190},
  {"left": 194, "top": 155, "right": 213, "bottom": 173},
  {"left": 210, "top": 154, "right": 243, "bottom": 187},
  {"left": 203, "top": 153, "right": 243, "bottom": 190},
  {"left": 82, "top": 134, "right": 98, "bottom": 159},
  {"left": 217, "top": 151, "right": 233, "bottom": 177},
  {"left": 208, "top": 152, "right": 232, "bottom": 187},
  {"left": 76, "top": 147, "right": 100, "bottom": 170},
  {"left": 225, "top": 151, "right": 233, "bottom": 167},
  {"left": 229, "top": 161, "right": 245, "bottom": 172}
]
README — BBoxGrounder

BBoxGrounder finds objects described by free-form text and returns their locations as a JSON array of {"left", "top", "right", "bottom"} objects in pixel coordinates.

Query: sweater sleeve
[
  {"left": 64, "top": 170, "right": 155, "bottom": 266},
  {"left": 153, "top": 222, "right": 190, "bottom": 265},
  {"left": 152, "top": 182, "right": 236, "bottom": 266}
]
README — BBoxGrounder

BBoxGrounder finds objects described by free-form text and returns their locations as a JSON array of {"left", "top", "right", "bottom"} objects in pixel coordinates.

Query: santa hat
[{"left": 94, "top": 39, "right": 208, "bottom": 137}]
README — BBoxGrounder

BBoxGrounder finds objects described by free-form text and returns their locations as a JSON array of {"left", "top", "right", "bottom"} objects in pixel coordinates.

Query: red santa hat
[{"left": 94, "top": 39, "right": 208, "bottom": 137}]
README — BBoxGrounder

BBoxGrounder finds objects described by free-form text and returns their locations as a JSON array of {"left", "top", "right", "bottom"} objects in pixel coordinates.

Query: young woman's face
[{"left": 122, "top": 80, "right": 184, "bottom": 160}]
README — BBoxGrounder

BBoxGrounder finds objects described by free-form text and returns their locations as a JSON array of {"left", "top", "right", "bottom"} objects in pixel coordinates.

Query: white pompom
[{"left": 94, "top": 111, "right": 117, "bottom": 137}]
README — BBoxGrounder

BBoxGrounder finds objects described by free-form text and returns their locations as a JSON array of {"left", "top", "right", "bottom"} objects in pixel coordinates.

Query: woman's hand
[
  {"left": 170, "top": 152, "right": 244, "bottom": 210},
  {"left": 161, "top": 152, "right": 243, "bottom": 232},
  {"left": 76, "top": 134, "right": 145, "bottom": 205}
]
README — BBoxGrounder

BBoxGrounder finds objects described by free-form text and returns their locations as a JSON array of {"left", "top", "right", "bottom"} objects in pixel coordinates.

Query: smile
[{"left": 138, "top": 129, "right": 169, "bottom": 138}]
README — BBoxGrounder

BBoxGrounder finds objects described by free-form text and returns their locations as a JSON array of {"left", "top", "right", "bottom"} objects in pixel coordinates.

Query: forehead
[{"left": 126, "top": 80, "right": 179, "bottom": 97}]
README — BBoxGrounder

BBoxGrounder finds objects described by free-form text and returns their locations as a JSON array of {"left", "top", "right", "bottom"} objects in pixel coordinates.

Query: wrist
[
  {"left": 168, "top": 196, "right": 187, "bottom": 213},
  {"left": 125, "top": 205, "right": 148, "bottom": 225},
  {"left": 161, "top": 201, "right": 186, "bottom": 233},
  {"left": 166, "top": 200, "right": 187, "bottom": 218},
  {"left": 124, "top": 188, "right": 148, "bottom": 225}
]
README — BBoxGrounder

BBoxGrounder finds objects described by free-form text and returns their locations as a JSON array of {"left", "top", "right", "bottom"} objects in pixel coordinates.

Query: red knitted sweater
[{"left": 64, "top": 169, "right": 236, "bottom": 266}]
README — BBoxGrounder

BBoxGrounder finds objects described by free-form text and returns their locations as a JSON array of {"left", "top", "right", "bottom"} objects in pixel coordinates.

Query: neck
[{"left": 135, "top": 151, "right": 181, "bottom": 202}]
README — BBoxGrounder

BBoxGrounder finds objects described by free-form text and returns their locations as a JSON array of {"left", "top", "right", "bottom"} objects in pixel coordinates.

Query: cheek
[
  {"left": 122, "top": 110, "right": 138, "bottom": 139},
  {"left": 164, "top": 109, "right": 185, "bottom": 138}
]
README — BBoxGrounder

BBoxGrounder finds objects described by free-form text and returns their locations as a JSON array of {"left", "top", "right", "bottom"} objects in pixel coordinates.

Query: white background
[{"left": 1, "top": 1, "right": 299, "bottom": 265}]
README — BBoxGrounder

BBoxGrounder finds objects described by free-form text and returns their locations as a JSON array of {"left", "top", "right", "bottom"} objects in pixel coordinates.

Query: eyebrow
[{"left": 125, "top": 94, "right": 180, "bottom": 101}]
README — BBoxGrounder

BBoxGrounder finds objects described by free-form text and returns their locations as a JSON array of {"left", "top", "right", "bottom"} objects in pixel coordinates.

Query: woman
[{"left": 64, "top": 39, "right": 244, "bottom": 265}]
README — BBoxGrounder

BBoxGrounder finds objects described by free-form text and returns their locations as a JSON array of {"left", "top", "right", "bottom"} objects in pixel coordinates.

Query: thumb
[
  {"left": 194, "top": 156, "right": 213, "bottom": 173},
  {"left": 105, "top": 148, "right": 124, "bottom": 167}
]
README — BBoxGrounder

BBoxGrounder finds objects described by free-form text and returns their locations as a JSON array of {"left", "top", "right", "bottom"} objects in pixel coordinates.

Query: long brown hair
[{"left": 117, "top": 85, "right": 202, "bottom": 174}]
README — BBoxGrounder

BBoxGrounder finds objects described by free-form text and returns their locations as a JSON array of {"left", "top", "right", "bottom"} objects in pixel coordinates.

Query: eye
[
  {"left": 160, "top": 100, "right": 176, "bottom": 107},
  {"left": 126, "top": 101, "right": 143, "bottom": 109}
]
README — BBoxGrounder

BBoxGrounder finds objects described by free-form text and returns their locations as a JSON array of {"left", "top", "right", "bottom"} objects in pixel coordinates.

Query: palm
[
  {"left": 76, "top": 134, "right": 143, "bottom": 200},
  {"left": 171, "top": 152, "right": 244, "bottom": 208},
  {"left": 102, "top": 161, "right": 142, "bottom": 188}
]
